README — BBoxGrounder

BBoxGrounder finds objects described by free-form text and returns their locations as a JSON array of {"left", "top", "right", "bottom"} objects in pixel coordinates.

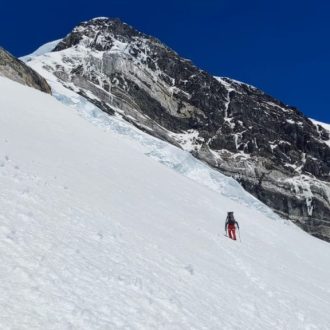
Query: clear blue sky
[{"left": 1, "top": 0, "right": 329, "bottom": 123}]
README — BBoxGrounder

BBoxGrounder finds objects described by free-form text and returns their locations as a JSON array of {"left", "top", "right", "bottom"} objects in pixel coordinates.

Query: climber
[{"left": 225, "top": 211, "right": 239, "bottom": 240}]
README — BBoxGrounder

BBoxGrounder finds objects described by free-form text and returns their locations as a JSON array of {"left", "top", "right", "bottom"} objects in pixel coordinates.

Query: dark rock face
[
  {"left": 42, "top": 18, "right": 330, "bottom": 241},
  {"left": 0, "top": 48, "right": 51, "bottom": 94}
]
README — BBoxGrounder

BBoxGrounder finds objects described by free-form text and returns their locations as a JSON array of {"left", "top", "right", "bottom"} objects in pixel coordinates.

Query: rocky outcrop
[
  {"left": 29, "top": 18, "right": 330, "bottom": 241},
  {"left": 0, "top": 47, "right": 51, "bottom": 94}
]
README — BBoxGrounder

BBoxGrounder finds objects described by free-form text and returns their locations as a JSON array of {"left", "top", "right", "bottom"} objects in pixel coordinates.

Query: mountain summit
[{"left": 25, "top": 17, "right": 330, "bottom": 241}]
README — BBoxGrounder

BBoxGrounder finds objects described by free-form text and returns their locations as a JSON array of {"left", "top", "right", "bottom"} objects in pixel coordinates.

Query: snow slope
[
  {"left": 1, "top": 76, "right": 330, "bottom": 329},
  {"left": 20, "top": 39, "right": 62, "bottom": 62}
]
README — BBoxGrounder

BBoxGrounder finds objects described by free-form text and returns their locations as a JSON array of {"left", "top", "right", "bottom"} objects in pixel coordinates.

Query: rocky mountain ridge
[
  {"left": 25, "top": 18, "right": 330, "bottom": 241},
  {"left": 0, "top": 47, "right": 51, "bottom": 94}
]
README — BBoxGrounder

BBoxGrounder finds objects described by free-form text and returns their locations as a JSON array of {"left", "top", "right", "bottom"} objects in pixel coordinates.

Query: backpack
[{"left": 227, "top": 212, "right": 235, "bottom": 225}]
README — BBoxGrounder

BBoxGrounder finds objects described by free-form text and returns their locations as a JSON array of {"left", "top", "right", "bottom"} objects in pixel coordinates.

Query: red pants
[{"left": 227, "top": 224, "right": 236, "bottom": 240}]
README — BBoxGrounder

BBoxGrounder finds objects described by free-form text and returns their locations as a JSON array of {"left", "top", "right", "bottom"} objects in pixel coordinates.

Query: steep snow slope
[
  {"left": 20, "top": 39, "right": 61, "bottom": 62},
  {"left": 1, "top": 76, "right": 330, "bottom": 329}
]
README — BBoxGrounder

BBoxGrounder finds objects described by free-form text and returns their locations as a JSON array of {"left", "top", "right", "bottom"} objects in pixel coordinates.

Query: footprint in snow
[{"left": 184, "top": 264, "right": 194, "bottom": 275}]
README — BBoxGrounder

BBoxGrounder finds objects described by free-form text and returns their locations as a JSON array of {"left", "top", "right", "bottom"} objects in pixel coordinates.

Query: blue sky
[{"left": 1, "top": 0, "right": 329, "bottom": 122}]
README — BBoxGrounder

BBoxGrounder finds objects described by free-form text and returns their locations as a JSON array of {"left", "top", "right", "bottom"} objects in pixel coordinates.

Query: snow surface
[
  {"left": 1, "top": 76, "right": 330, "bottom": 329},
  {"left": 214, "top": 76, "right": 257, "bottom": 92},
  {"left": 19, "top": 39, "right": 62, "bottom": 62},
  {"left": 311, "top": 119, "right": 330, "bottom": 147}
]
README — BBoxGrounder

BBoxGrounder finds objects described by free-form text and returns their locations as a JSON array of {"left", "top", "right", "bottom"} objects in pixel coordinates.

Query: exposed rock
[
  {"left": 0, "top": 47, "right": 51, "bottom": 94},
  {"left": 30, "top": 18, "right": 330, "bottom": 241}
]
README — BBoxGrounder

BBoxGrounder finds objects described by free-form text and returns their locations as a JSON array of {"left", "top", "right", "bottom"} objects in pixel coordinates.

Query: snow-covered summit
[{"left": 90, "top": 16, "right": 109, "bottom": 21}]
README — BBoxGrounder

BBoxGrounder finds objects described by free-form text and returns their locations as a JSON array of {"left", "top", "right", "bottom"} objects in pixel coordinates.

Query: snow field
[{"left": 1, "top": 77, "right": 330, "bottom": 329}]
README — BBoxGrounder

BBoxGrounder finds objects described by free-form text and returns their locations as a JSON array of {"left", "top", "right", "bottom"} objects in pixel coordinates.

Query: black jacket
[{"left": 225, "top": 216, "right": 239, "bottom": 230}]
